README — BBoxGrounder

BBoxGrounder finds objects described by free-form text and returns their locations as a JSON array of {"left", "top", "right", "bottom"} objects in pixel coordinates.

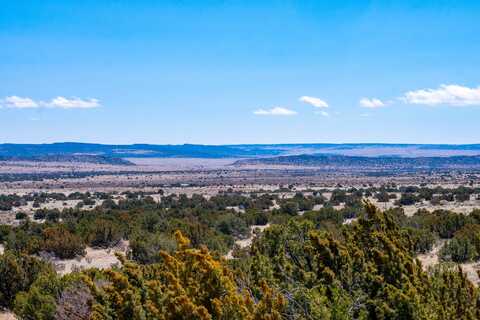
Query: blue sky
[{"left": 1, "top": 0, "right": 480, "bottom": 144}]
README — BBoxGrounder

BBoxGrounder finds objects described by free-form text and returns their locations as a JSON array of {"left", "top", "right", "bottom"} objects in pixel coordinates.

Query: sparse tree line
[{"left": 2, "top": 185, "right": 480, "bottom": 214}]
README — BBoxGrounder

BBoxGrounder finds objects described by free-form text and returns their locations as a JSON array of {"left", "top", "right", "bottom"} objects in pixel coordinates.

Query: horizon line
[{"left": 1, "top": 141, "right": 480, "bottom": 147}]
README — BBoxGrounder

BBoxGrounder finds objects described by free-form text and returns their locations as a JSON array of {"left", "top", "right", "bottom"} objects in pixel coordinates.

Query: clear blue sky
[{"left": 1, "top": 0, "right": 480, "bottom": 144}]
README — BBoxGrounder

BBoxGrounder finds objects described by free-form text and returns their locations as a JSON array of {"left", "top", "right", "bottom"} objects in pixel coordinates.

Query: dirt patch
[
  {"left": 417, "top": 240, "right": 480, "bottom": 286},
  {"left": 225, "top": 224, "right": 270, "bottom": 259},
  {"left": 45, "top": 240, "right": 129, "bottom": 275},
  {"left": 460, "top": 262, "right": 480, "bottom": 286},
  {"left": 0, "top": 311, "right": 16, "bottom": 320},
  {"left": 417, "top": 240, "right": 445, "bottom": 269}
]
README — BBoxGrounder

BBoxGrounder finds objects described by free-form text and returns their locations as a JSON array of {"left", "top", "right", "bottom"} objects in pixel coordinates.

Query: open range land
[{"left": 2, "top": 143, "right": 480, "bottom": 318}]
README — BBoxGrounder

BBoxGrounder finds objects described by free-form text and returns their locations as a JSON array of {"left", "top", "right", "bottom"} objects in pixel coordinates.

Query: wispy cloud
[
  {"left": 253, "top": 107, "right": 297, "bottom": 116},
  {"left": 1, "top": 96, "right": 39, "bottom": 108},
  {"left": 359, "top": 97, "right": 385, "bottom": 108},
  {"left": 315, "top": 110, "right": 329, "bottom": 117},
  {"left": 47, "top": 97, "right": 100, "bottom": 109},
  {"left": 0, "top": 96, "right": 101, "bottom": 109},
  {"left": 401, "top": 84, "right": 480, "bottom": 106},
  {"left": 299, "top": 96, "right": 328, "bottom": 108}
]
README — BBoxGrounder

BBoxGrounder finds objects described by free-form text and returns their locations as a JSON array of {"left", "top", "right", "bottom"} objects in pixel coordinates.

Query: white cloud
[
  {"left": 401, "top": 84, "right": 480, "bottom": 106},
  {"left": 1, "top": 96, "right": 39, "bottom": 108},
  {"left": 253, "top": 107, "right": 297, "bottom": 116},
  {"left": 299, "top": 96, "right": 328, "bottom": 108},
  {"left": 315, "top": 110, "right": 329, "bottom": 117},
  {"left": 45, "top": 96, "right": 100, "bottom": 109},
  {"left": 0, "top": 96, "right": 101, "bottom": 109},
  {"left": 359, "top": 97, "right": 385, "bottom": 108}
]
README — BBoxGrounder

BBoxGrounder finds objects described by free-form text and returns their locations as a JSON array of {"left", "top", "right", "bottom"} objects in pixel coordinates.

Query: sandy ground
[
  {"left": 10, "top": 199, "right": 99, "bottom": 215},
  {"left": 0, "top": 183, "right": 280, "bottom": 197},
  {"left": 461, "top": 262, "right": 480, "bottom": 286},
  {"left": 1, "top": 186, "right": 479, "bottom": 227},
  {"left": 417, "top": 240, "right": 480, "bottom": 286},
  {"left": 0, "top": 198, "right": 101, "bottom": 226},
  {"left": 46, "top": 240, "right": 129, "bottom": 276},
  {"left": 225, "top": 224, "right": 271, "bottom": 259},
  {"left": 395, "top": 193, "right": 480, "bottom": 216},
  {"left": 417, "top": 240, "right": 445, "bottom": 269},
  {"left": 0, "top": 311, "right": 16, "bottom": 320},
  {"left": 367, "top": 195, "right": 480, "bottom": 217}
]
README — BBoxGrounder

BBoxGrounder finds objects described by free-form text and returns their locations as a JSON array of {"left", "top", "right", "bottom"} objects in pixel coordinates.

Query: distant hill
[
  {"left": 0, "top": 154, "right": 133, "bottom": 165},
  {"left": 1, "top": 142, "right": 480, "bottom": 160},
  {"left": 0, "top": 143, "right": 279, "bottom": 159},
  {"left": 234, "top": 154, "right": 480, "bottom": 169}
]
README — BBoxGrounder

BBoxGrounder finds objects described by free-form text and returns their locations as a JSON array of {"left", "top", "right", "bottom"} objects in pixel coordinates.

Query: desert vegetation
[{"left": 1, "top": 187, "right": 480, "bottom": 319}]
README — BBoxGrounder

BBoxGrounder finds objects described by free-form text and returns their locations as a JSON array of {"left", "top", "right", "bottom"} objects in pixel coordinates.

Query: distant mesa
[
  {"left": 0, "top": 154, "right": 133, "bottom": 166},
  {"left": 1, "top": 142, "right": 480, "bottom": 164},
  {"left": 234, "top": 153, "right": 480, "bottom": 169}
]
